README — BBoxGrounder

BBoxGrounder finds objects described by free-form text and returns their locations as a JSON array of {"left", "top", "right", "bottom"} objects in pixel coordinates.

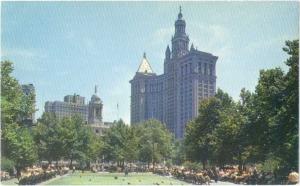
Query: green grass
[
  {"left": 1, "top": 178, "right": 18, "bottom": 186},
  {"left": 44, "top": 171, "right": 188, "bottom": 185}
]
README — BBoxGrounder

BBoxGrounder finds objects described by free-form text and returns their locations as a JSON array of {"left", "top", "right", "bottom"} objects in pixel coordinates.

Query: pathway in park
[
  {"left": 210, "top": 181, "right": 236, "bottom": 185},
  {"left": 1, "top": 172, "right": 236, "bottom": 185}
]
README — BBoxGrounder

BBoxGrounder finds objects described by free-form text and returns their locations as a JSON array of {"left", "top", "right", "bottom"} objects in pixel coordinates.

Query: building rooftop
[{"left": 137, "top": 53, "right": 153, "bottom": 74}]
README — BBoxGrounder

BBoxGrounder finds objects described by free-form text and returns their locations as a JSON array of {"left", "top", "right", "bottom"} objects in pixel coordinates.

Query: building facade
[
  {"left": 45, "top": 94, "right": 89, "bottom": 122},
  {"left": 45, "top": 86, "right": 111, "bottom": 135},
  {"left": 21, "top": 83, "right": 36, "bottom": 125},
  {"left": 130, "top": 8, "right": 218, "bottom": 138}
]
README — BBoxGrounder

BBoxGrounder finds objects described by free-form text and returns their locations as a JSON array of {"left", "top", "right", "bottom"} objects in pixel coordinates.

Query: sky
[{"left": 1, "top": 2, "right": 299, "bottom": 124}]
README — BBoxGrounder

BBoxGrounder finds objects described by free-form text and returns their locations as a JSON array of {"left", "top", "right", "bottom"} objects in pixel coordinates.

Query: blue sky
[{"left": 2, "top": 2, "right": 299, "bottom": 124}]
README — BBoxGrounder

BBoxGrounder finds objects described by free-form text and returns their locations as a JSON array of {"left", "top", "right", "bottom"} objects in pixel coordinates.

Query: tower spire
[
  {"left": 172, "top": 6, "right": 189, "bottom": 58},
  {"left": 95, "top": 85, "right": 98, "bottom": 94},
  {"left": 178, "top": 6, "right": 183, "bottom": 19},
  {"left": 143, "top": 52, "right": 146, "bottom": 58}
]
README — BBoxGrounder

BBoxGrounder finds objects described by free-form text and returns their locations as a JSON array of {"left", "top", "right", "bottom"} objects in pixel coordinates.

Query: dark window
[
  {"left": 210, "top": 64, "right": 213, "bottom": 75},
  {"left": 198, "top": 62, "right": 202, "bottom": 74}
]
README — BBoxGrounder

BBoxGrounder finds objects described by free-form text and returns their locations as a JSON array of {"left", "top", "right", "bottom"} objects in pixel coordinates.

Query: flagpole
[{"left": 117, "top": 102, "right": 119, "bottom": 120}]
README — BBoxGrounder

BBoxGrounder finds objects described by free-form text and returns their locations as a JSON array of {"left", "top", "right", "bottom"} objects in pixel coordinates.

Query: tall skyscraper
[{"left": 130, "top": 7, "right": 218, "bottom": 138}]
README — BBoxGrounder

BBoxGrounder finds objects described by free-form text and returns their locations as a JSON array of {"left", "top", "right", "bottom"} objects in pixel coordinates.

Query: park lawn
[
  {"left": 44, "top": 171, "right": 188, "bottom": 185},
  {"left": 1, "top": 178, "right": 18, "bottom": 185}
]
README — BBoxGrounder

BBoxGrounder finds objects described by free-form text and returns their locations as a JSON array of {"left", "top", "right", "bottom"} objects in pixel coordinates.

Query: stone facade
[
  {"left": 45, "top": 86, "right": 110, "bottom": 135},
  {"left": 45, "top": 95, "right": 89, "bottom": 123},
  {"left": 130, "top": 8, "right": 218, "bottom": 138}
]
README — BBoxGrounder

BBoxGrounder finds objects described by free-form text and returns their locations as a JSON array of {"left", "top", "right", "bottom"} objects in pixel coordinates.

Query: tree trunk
[
  {"left": 16, "top": 167, "right": 21, "bottom": 181},
  {"left": 238, "top": 160, "right": 243, "bottom": 174},
  {"left": 70, "top": 158, "right": 73, "bottom": 169},
  {"left": 202, "top": 160, "right": 207, "bottom": 170}
]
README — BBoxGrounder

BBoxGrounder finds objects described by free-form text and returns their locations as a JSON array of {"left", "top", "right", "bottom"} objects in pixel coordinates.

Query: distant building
[
  {"left": 45, "top": 94, "right": 89, "bottom": 123},
  {"left": 88, "top": 86, "right": 103, "bottom": 124},
  {"left": 130, "top": 8, "right": 218, "bottom": 138},
  {"left": 44, "top": 86, "right": 112, "bottom": 135},
  {"left": 87, "top": 86, "right": 110, "bottom": 136},
  {"left": 21, "top": 83, "right": 36, "bottom": 125},
  {"left": 64, "top": 94, "right": 85, "bottom": 105}
]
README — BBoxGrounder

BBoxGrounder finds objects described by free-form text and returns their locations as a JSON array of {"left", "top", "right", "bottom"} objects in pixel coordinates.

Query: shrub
[
  {"left": 182, "top": 161, "right": 202, "bottom": 171},
  {"left": 1, "top": 157, "right": 15, "bottom": 175},
  {"left": 19, "top": 171, "right": 57, "bottom": 185}
]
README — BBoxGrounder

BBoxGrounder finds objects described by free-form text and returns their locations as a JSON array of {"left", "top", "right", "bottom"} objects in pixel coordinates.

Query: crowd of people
[
  {"left": 153, "top": 165, "right": 299, "bottom": 185},
  {"left": 0, "top": 171, "right": 10, "bottom": 181},
  {"left": 1, "top": 164, "right": 70, "bottom": 185},
  {"left": 1, "top": 162, "right": 299, "bottom": 185}
]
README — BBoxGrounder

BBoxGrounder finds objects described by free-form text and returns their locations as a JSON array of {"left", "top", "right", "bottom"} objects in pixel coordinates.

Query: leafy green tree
[
  {"left": 1, "top": 61, "right": 23, "bottom": 128},
  {"left": 185, "top": 96, "right": 222, "bottom": 169},
  {"left": 278, "top": 40, "right": 298, "bottom": 171},
  {"left": 171, "top": 140, "right": 185, "bottom": 165},
  {"left": 137, "top": 119, "right": 172, "bottom": 169},
  {"left": 235, "top": 88, "right": 260, "bottom": 166},
  {"left": 249, "top": 40, "right": 298, "bottom": 175},
  {"left": 102, "top": 120, "right": 138, "bottom": 167},
  {"left": 1, "top": 61, "right": 38, "bottom": 179},
  {"left": 59, "top": 115, "right": 83, "bottom": 167},
  {"left": 2, "top": 124, "right": 37, "bottom": 179},
  {"left": 33, "top": 113, "right": 64, "bottom": 164},
  {"left": 183, "top": 40, "right": 298, "bottom": 182},
  {"left": 1, "top": 61, "right": 36, "bottom": 127},
  {"left": 85, "top": 129, "right": 103, "bottom": 164}
]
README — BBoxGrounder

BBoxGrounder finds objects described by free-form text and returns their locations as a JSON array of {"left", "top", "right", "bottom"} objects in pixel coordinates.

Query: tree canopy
[{"left": 184, "top": 40, "right": 299, "bottom": 178}]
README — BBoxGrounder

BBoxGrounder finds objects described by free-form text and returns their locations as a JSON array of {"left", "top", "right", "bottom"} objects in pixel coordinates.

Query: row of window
[{"left": 180, "top": 62, "right": 214, "bottom": 76}]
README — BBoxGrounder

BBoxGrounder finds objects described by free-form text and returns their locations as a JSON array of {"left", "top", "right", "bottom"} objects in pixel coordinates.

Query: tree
[
  {"left": 1, "top": 61, "right": 38, "bottom": 179},
  {"left": 33, "top": 113, "right": 64, "bottom": 164},
  {"left": 137, "top": 119, "right": 172, "bottom": 169},
  {"left": 2, "top": 124, "right": 37, "bottom": 179},
  {"left": 84, "top": 128, "right": 103, "bottom": 165},
  {"left": 235, "top": 88, "right": 260, "bottom": 166},
  {"left": 102, "top": 120, "right": 138, "bottom": 168},
  {"left": 171, "top": 140, "right": 185, "bottom": 166},
  {"left": 33, "top": 113, "right": 103, "bottom": 168},
  {"left": 278, "top": 40, "right": 298, "bottom": 171},
  {"left": 185, "top": 96, "right": 222, "bottom": 169},
  {"left": 1, "top": 61, "right": 23, "bottom": 128},
  {"left": 249, "top": 40, "right": 298, "bottom": 173},
  {"left": 183, "top": 40, "right": 298, "bottom": 183}
]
